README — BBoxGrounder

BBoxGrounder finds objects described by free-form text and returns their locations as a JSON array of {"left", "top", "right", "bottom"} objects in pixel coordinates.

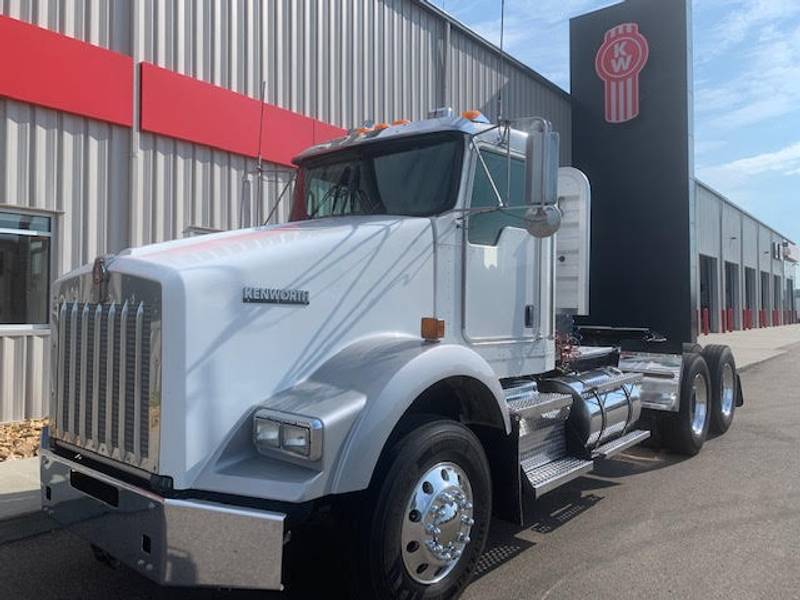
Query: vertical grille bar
[
  {"left": 67, "top": 302, "right": 78, "bottom": 438},
  {"left": 91, "top": 304, "right": 102, "bottom": 445},
  {"left": 117, "top": 301, "right": 129, "bottom": 458},
  {"left": 133, "top": 302, "right": 144, "bottom": 462},
  {"left": 79, "top": 304, "right": 89, "bottom": 442},
  {"left": 105, "top": 304, "right": 116, "bottom": 451},
  {"left": 53, "top": 277, "right": 159, "bottom": 473},
  {"left": 56, "top": 302, "right": 67, "bottom": 436}
]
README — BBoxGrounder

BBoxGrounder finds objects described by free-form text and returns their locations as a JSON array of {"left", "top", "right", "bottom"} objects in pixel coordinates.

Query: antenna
[
  {"left": 496, "top": 0, "right": 506, "bottom": 122},
  {"left": 240, "top": 81, "right": 269, "bottom": 228},
  {"left": 255, "top": 80, "right": 267, "bottom": 220}
]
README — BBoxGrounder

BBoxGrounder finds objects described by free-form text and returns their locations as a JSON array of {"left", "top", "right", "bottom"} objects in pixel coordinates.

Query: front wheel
[{"left": 357, "top": 419, "right": 492, "bottom": 600}]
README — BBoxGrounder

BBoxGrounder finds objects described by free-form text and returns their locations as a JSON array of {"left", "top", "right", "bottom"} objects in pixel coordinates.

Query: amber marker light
[
  {"left": 462, "top": 109, "right": 482, "bottom": 121},
  {"left": 421, "top": 317, "right": 445, "bottom": 341}
]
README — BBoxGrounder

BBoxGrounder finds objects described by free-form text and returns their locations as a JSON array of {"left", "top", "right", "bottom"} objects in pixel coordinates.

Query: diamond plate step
[
  {"left": 592, "top": 429, "right": 651, "bottom": 459},
  {"left": 522, "top": 456, "right": 594, "bottom": 498},
  {"left": 507, "top": 392, "right": 573, "bottom": 419}
]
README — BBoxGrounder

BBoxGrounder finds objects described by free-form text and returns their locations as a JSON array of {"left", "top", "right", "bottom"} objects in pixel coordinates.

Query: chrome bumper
[{"left": 40, "top": 449, "right": 285, "bottom": 591}]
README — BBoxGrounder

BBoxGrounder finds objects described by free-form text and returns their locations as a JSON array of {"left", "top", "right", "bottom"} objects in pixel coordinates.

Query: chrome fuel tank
[{"left": 539, "top": 368, "right": 642, "bottom": 452}]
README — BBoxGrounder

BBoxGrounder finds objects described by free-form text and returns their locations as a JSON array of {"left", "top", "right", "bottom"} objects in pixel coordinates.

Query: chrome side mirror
[{"left": 524, "top": 118, "right": 561, "bottom": 237}]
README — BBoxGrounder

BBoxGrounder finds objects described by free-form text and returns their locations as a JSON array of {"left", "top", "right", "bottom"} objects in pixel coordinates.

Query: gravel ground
[{"left": 0, "top": 418, "right": 46, "bottom": 461}]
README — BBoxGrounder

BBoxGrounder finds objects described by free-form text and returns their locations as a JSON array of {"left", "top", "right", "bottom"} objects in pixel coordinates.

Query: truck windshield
[{"left": 290, "top": 133, "right": 463, "bottom": 221}]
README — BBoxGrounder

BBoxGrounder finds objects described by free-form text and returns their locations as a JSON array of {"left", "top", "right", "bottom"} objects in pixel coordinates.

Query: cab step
[
  {"left": 592, "top": 429, "right": 650, "bottom": 459},
  {"left": 521, "top": 456, "right": 594, "bottom": 498},
  {"left": 506, "top": 391, "right": 573, "bottom": 419}
]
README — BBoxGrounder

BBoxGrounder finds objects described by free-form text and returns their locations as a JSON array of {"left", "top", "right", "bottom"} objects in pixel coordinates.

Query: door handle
[{"left": 525, "top": 305, "right": 535, "bottom": 328}]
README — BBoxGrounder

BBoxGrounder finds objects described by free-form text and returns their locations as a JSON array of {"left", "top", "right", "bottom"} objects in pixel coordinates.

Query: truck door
[{"left": 462, "top": 147, "right": 541, "bottom": 341}]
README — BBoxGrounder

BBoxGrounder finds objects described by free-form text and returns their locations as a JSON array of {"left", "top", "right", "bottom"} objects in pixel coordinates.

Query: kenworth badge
[
  {"left": 595, "top": 22, "right": 649, "bottom": 124},
  {"left": 243, "top": 287, "right": 310, "bottom": 305}
]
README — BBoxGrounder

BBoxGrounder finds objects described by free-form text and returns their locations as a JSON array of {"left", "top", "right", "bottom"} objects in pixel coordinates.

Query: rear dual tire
[
  {"left": 662, "top": 346, "right": 738, "bottom": 454},
  {"left": 702, "top": 344, "right": 738, "bottom": 435},
  {"left": 663, "top": 353, "right": 711, "bottom": 455}
]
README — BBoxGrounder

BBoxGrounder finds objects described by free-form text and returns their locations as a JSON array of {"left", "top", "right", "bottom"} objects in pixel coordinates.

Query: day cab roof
[{"left": 292, "top": 109, "right": 531, "bottom": 165}]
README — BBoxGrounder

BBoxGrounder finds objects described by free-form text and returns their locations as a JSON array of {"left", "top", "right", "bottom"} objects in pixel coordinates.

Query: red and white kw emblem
[{"left": 595, "top": 23, "right": 649, "bottom": 124}]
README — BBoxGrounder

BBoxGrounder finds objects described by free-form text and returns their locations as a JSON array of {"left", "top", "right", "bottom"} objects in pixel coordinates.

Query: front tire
[
  {"left": 358, "top": 419, "right": 492, "bottom": 600},
  {"left": 663, "top": 353, "right": 711, "bottom": 455}
]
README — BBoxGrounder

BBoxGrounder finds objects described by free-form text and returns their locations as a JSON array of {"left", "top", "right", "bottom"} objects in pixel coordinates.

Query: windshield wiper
[{"left": 309, "top": 167, "right": 351, "bottom": 218}]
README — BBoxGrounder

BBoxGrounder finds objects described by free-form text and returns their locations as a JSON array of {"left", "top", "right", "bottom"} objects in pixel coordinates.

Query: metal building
[
  {"left": 695, "top": 181, "right": 797, "bottom": 334},
  {"left": 0, "top": 0, "right": 795, "bottom": 422}
]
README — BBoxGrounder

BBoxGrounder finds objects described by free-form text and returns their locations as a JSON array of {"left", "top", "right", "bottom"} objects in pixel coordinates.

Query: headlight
[
  {"left": 281, "top": 423, "right": 311, "bottom": 456},
  {"left": 253, "top": 409, "right": 323, "bottom": 461},
  {"left": 254, "top": 418, "right": 281, "bottom": 449}
]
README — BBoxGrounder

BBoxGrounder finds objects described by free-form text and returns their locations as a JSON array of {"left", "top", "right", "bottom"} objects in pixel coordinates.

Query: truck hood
[
  {"left": 118, "top": 216, "right": 414, "bottom": 273},
  {"left": 109, "top": 216, "right": 437, "bottom": 485}
]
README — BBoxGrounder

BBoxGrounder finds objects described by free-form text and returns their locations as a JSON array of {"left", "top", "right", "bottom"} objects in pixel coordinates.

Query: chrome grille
[{"left": 51, "top": 274, "right": 161, "bottom": 473}]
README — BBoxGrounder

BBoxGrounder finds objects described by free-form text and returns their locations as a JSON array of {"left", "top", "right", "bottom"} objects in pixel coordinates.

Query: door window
[{"left": 468, "top": 150, "right": 527, "bottom": 246}]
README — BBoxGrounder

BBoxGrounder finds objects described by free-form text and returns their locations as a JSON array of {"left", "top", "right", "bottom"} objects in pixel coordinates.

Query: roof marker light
[
  {"left": 373, "top": 123, "right": 389, "bottom": 131},
  {"left": 462, "top": 109, "right": 483, "bottom": 121},
  {"left": 392, "top": 118, "right": 411, "bottom": 125}
]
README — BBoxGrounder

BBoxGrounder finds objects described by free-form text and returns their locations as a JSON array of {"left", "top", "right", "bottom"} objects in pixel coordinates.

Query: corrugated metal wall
[
  {"left": 742, "top": 216, "right": 758, "bottom": 268},
  {"left": 0, "top": 331, "right": 48, "bottom": 422},
  {"left": 0, "top": 0, "right": 573, "bottom": 422}
]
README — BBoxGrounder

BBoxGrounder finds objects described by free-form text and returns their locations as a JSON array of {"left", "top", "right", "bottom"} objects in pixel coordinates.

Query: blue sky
[{"left": 436, "top": 0, "right": 800, "bottom": 252}]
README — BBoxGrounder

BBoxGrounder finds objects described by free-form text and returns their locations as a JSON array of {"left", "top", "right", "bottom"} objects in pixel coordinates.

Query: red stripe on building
[
  {"left": 0, "top": 16, "right": 133, "bottom": 126},
  {"left": 140, "top": 63, "right": 345, "bottom": 167}
]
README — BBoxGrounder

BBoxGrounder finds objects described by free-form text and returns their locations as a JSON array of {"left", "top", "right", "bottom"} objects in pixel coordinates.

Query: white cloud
[
  {"left": 700, "top": 140, "right": 800, "bottom": 188},
  {"left": 452, "top": 0, "right": 615, "bottom": 89},
  {"left": 695, "top": 8, "right": 800, "bottom": 130},
  {"left": 704, "top": 0, "right": 800, "bottom": 59}
]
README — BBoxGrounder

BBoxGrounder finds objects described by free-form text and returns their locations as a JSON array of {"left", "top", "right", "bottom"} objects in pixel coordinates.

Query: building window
[{"left": 0, "top": 211, "right": 52, "bottom": 325}]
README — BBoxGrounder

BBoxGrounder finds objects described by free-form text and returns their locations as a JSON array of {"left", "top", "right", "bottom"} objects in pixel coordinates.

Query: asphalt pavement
[{"left": 1, "top": 345, "right": 798, "bottom": 600}]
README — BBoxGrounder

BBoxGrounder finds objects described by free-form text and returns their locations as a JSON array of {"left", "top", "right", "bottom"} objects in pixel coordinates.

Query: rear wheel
[
  {"left": 702, "top": 344, "right": 737, "bottom": 434},
  {"left": 357, "top": 419, "right": 491, "bottom": 600},
  {"left": 663, "top": 353, "right": 711, "bottom": 455}
]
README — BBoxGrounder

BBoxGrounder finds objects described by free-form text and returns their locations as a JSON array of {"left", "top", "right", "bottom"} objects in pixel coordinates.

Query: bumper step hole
[
  {"left": 142, "top": 534, "right": 151, "bottom": 554},
  {"left": 70, "top": 471, "right": 119, "bottom": 507},
  {"left": 45, "top": 486, "right": 51, "bottom": 501}
]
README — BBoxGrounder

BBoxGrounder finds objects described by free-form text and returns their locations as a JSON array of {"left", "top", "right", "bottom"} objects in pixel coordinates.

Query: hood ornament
[{"left": 92, "top": 255, "right": 111, "bottom": 303}]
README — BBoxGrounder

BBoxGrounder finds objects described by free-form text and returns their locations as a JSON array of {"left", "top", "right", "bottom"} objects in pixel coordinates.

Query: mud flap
[{"left": 736, "top": 373, "right": 744, "bottom": 407}]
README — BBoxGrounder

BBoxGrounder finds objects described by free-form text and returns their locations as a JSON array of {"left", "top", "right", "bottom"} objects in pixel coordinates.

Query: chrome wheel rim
[
  {"left": 401, "top": 462, "right": 474, "bottom": 585},
  {"left": 690, "top": 373, "right": 709, "bottom": 436},
  {"left": 721, "top": 363, "right": 735, "bottom": 419}
]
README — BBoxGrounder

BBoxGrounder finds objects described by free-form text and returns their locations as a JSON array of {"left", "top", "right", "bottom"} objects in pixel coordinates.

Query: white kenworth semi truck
[{"left": 40, "top": 109, "right": 742, "bottom": 599}]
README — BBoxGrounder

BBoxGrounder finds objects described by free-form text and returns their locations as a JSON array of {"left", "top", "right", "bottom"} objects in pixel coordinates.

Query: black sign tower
[{"left": 570, "top": 0, "right": 696, "bottom": 352}]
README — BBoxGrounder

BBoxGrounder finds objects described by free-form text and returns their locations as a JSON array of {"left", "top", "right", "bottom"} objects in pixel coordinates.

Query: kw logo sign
[{"left": 595, "top": 23, "right": 649, "bottom": 124}]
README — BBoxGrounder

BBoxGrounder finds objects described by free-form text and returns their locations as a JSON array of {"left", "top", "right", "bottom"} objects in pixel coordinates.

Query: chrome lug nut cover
[{"left": 401, "top": 462, "right": 475, "bottom": 585}]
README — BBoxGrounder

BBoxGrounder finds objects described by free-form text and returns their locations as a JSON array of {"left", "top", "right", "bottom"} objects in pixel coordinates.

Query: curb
[
  {"left": 737, "top": 343, "right": 800, "bottom": 372},
  {"left": 737, "top": 351, "right": 788, "bottom": 373}
]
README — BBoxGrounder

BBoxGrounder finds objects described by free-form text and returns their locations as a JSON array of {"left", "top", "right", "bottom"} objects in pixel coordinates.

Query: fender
[
  {"left": 322, "top": 335, "right": 509, "bottom": 495},
  {"left": 192, "top": 335, "right": 509, "bottom": 503}
]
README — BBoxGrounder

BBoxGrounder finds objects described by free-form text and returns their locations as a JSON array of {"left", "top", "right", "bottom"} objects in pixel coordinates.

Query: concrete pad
[
  {"left": 0, "top": 458, "right": 40, "bottom": 521},
  {"left": 700, "top": 323, "right": 800, "bottom": 369}
]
